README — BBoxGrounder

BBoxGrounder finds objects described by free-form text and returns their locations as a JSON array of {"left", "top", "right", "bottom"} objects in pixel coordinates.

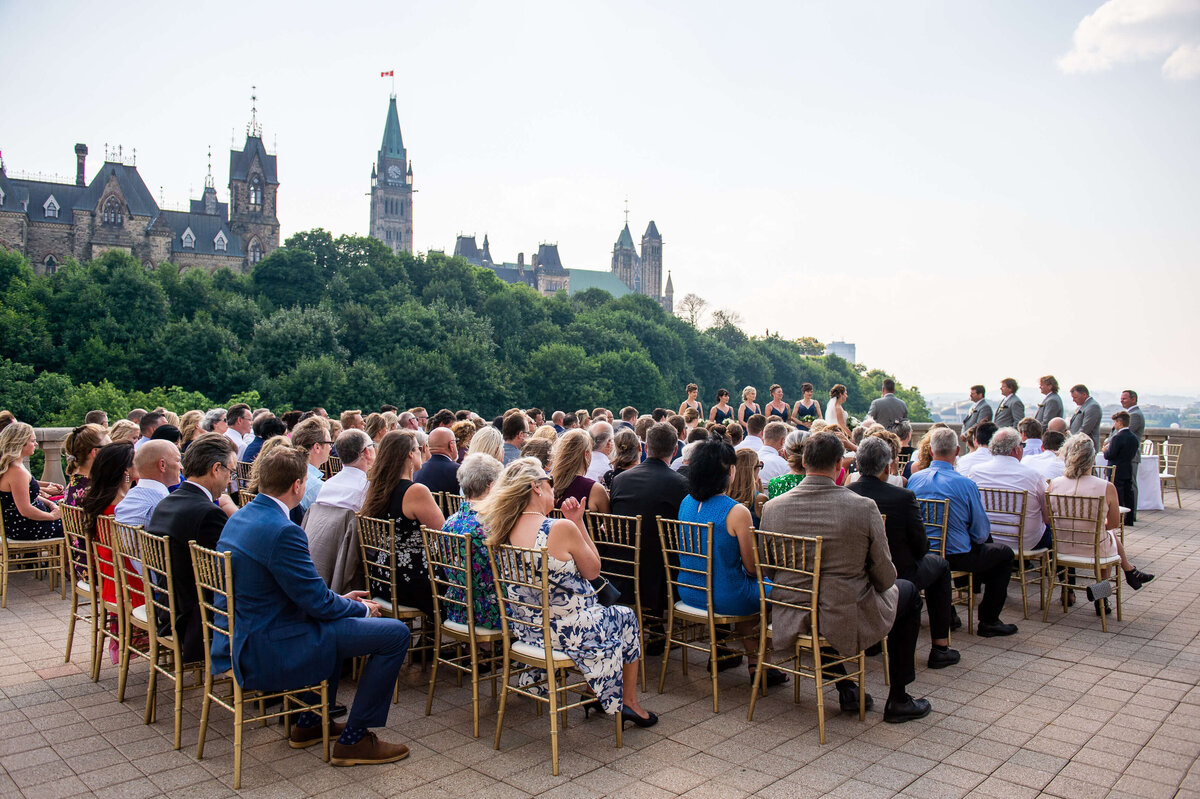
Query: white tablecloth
[{"left": 1095, "top": 453, "right": 1164, "bottom": 511}]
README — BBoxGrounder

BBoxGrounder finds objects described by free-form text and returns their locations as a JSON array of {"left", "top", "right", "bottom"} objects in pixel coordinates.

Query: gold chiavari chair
[
  {"left": 979, "top": 488, "right": 1048, "bottom": 620},
  {"left": 60, "top": 503, "right": 100, "bottom": 679},
  {"left": 585, "top": 512, "right": 652, "bottom": 690},
  {"left": 488, "top": 541, "right": 624, "bottom": 776},
  {"left": 110, "top": 520, "right": 150, "bottom": 706},
  {"left": 748, "top": 530, "right": 870, "bottom": 743},
  {"left": 918, "top": 499, "right": 973, "bottom": 636},
  {"left": 1140, "top": 439, "right": 1156, "bottom": 458},
  {"left": 324, "top": 456, "right": 343, "bottom": 480},
  {"left": 1045, "top": 494, "right": 1122, "bottom": 632},
  {"left": 190, "top": 543, "right": 331, "bottom": 789},
  {"left": 236, "top": 489, "right": 257, "bottom": 508},
  {"left": 896, "top": 452, "right": 911, "bottom": 475},
  {"left": 657, "top": 516, "right": 759, "bottom": 713},
  {"left": 1091, "top": 464, "right": 1114, "bottom": 483},
  {"left": 1160, "top": 442, "right": 1182, "bottom": 509},
  {"left": 93, "top": 515, "right": 126, "bottom": 678},
  {"left": 0, "top": 508, "right": 64, "bottom": 609},
  {"left": 421, "top": 525, "right": 502, "bottom": 738},
  {"left": 235, "top": 461, "right": 254, "bottom": 484},
  {"left": 443, "top": 493, "right": 464, "bottom": 517}
]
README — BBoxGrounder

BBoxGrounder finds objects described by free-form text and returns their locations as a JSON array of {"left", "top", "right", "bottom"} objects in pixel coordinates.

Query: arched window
[
  {"left": 399, "top": 201, "right": 405, "bottom": 217},
  {"left": 43, "top": 255, "right": 58, "bottom": 274},
  {"left": 250, "top": 175, "right": 263, "bottom": 208},
  {"left": 249, "top": 239, "right": 263, "bottom": 264},
  {"left": 102, "top": 197, "right": 123, "bottom": 226}
]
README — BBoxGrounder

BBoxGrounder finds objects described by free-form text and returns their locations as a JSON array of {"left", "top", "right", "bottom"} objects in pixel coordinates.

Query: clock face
[{"left": 387, "top": 165, "right": 403, "bottom": 183}]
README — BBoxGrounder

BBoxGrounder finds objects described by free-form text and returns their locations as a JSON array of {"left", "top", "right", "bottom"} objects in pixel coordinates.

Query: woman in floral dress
[{"left": 441, "top": 454, "right": 503, "bottom": 630}]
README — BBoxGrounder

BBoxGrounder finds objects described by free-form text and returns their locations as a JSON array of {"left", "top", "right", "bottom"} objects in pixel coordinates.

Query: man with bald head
[
  {"left": 1046, "top": 417, "right": 1068, "bottom": 435},
  {"left": 115, "top": 440, "right": 183, "bottom": 527},
  {"left": 414, "top": 426, "right": 460, "bottom": 495}
]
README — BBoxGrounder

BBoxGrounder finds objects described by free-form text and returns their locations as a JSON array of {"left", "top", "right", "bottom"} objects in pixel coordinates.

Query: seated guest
[
  {"left": 134, "top": 411, "right": 166, "bottom": 451},
  {"left": 862, "top": 428, "right": 907, "bottom": 488},
  {"left": 907, "top": 428, "right": 1018, "bottom": 637},
  {"left": 0, "top": 422, "right": 64, "bottom": 540},
  {"left": 1050, "top": 434, "right": 1154, "bottom": 614},
  {"left": 84, "top": 409, "right": 109, "bottom": 432},
  {"left": 469, "top": 426, "right": 504, "bottom": 463},
  {"left": 414, "top": 427, "right": 460, "bottom": 495},
  {"left": 305, "top": 430, "right": 377, "bottom": 592},
  {"left": 736, "top": 414, "right": 767, "bottom": 453},
  {"left": 551, "top": 429, "right": 610, "bottom": 513},
  {"left": 616, "top": 406, "right": 638, "bottom": 432},
  {"left": 1019, "top": 418, "right": 1044, "bottom": 456},
  {"left": 364, "top": 413, "right": 388, "bottom": 443},
  {"left": 760, "top": 432, "right": 931, "bottom": 720},
  {"left": 758, "top": 422, "right": 790, "bottom": 484},
  {"left": 501, "top": 413, "right": 527, "bottom": 465},
  {"left": 451, "top": 420, "right": 476, "bottom": 464},
  {"left": 281, "top": 410, "right": 303, "bottom": 434},
  {"left": 291, "top": 418, "right": 333, "bottom": 514},
  {"left": 115, "top": 441, "right": 182, "bottom": 528},
  {"left": 63, "top": 423, "right": 111, "bottom": 506},
  {"left": 521, "top": 437, "right": 552, "bottom": 469},
  {"left": 728, "top": 448, "right": 767, "bottom": 526},
  {"left": 478, "top": 457, "right": 657, "bottom": 725},
  {"left": 361, "top": 431, "right": 445, "bottom": 617},
  {"left": 600, "top": 427, "right": 639, "bottom": 491},
  {"left": 726, "top": 421, "right": 744, "bottom": 449},
  {"left": 1024, "top": 431, "right": 1067, "bottom": 480},
  {"left": 585, "top": 421, "right": 615, "bottom": 482},
  {"left": 666, "top": 415, "right": 687, "bottom": 460},
  {"left": 1103, "top": 412, "right": 1138, "bottom": 525},
  {"left": 147, "top": 434, "right": 237, "bottom": 662},
  {"left": 551, "top": 411, "right": 566, "bottom": 435},
  {"left": 767, "top": 430, "right": 807, "bottom": 498},
  {"left": 441, "top": 454, "right": 503, "bottom": 631},
  {"left": 211, "top": 446, "right": 412, "bottom": 765},
  {"left": 892, "top": 420, "right": 915, "bottom": 478},
  {"left": 956, "top": 421, "right": 997, "bottom": 477},
  {"left": 243, "top": 415, "right": 287, "bottom": 463},
  {"left": 968, "top": 428, "right": 1050, "bottom": 551},
  {"left": 850, "top": 438, "right": 960, "bottom": 669},
  {"left": 150, "top": 424, "right": 183, "bottom": 455},
  {"left": 108, "top": 419, "right": 140, "bottom": 444},
  {"left": 678, "top": 435, "right": 781, "bottom": 685},
  {"left": 672, "top": 441, "right": 699, "bottom": 477}
]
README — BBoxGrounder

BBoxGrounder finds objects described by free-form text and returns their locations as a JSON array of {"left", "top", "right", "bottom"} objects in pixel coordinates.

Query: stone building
[
  {"left": 610, "top": 219, "right": 671, "bottom": 313},
  {"left": 368, "top": 96, "right": 414, "bottom": 254},
  {"left": 452, "top": 234, "right": 569, "bottom": 296},
  {"left": 0, "top": 116, "right": 279, "bottom": 275}
]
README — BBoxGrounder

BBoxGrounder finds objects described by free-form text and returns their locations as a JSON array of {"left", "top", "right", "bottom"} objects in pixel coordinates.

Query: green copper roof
[
  {"left": 380, "top": 97, "right": 405, "bottom": 159},
  {"left": 615, "top": 223, "right": 635, "bottom": 250},
  {"left": 567, "top": 268, "right": 631, "bottom": 297}
]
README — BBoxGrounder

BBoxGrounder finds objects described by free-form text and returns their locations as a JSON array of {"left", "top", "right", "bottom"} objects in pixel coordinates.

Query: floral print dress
[
  {"left": 442, "top": 502, "right": 501, "bottom": 630},
  {"left": 507, "top": 519, "right": 641, "bottom": 714}
]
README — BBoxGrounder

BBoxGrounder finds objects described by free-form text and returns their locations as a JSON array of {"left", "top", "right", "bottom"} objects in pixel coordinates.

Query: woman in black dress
[
  {"left": 709, "top": 389, "right": 735, "bottom": 426},
  {"left": 764, "top": 384, "right": 790, "bottom": 422},
  {"left": 0, "top": 423, "right": 63, "bottom": 541}
]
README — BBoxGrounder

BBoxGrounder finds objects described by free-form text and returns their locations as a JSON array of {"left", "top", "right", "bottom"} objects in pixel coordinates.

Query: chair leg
[
  {"left": 232, "top": 694, "right": 244, "bottom": 790},
  {"left": 747, "top": 632, "right": 766, "bottom": 721},
  {"left": 881, "top": 637, "right": 890, "bottom": 687},
  {"left": 707, "top": 620, "right": 720, "bottom": 714},
  {"left": 615, "top": 705, "right": 623, "bottom": 749},
  {"left": 967, "top": 577, "right": 974, "bottom": 635},
  {"left": 425, "top": 628, "right": 441, "bottom": 718},
  {"left": 547, "top": 668, "right": 560, "bottom": 776},
  {"left": 1096, "top": 567, "right": 1108, "bottom": 634},
  {"left": 116, "top": 627, "right": 131, "bottom": 704},
  {"left": 64, "top": 593, "right": 79, "bottom": 663},
  {"left": 196, "top": 676, "right": 213, "bottom": 759},
  {"left": 814, "top": 650, "right": 826, "bottom": 745},
  {"left": 144, "top": 642, "right": 159, "bottom": 725},
  {"left": 657, "top": 614, "right": 673, "bottom": 695},
  {"left": 1, "top": 560, "right": 8, "bottom": 609},
  {"left": 1019, "top": 564, "right": 1030, "bottom": 620},
  {"left": 469, "top": 655, "right": 480, "bottom": 739},
  {"left": 173, "top": 667, "right": 185, "bottom": 751},
  {"left": 493, "top": 658, "right": 510, "bottom": 751},
  {"left": 1114, "top": 570, "right": 1123, "bottom": 623}
]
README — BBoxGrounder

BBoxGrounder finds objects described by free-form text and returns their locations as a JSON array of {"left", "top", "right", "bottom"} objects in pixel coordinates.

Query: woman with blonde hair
[
  {"left": 1049, "top": 434, "right": 1154, "bottom": 615},
  {"left": 531, "top": 424, "right": 558, "bottom": 442},
  {"left": 767, "top": 429, "right": 807, "bottom": 498},
  {"left": 178, "top": 410, "right": 205, "bottom": 452},
  {"left": 478, "top": 457, "right": 656, "bottom": 726},
  {"left": 550, "top": 428, "right": 610, "bottom": 514},
  {"left": 364, "top": 413, "right": 388, "bottom": 443},
  {"left": 0, "top": 423, "right": 63, "bottom": 540},
  {"left": 728, "top": 448, "right": 767, "bottom": 525},
  {"left": 469, "top": 425, "right": 504, "bottom": 462},
  {"left": 737, "top": 386, "right": 760, "bottom": 428},
  {"left": 63, "top": 423, "right": 111, "bottom": 506},
  {"left": 107, "top": 419, "right": 139, "bottom": 444}
]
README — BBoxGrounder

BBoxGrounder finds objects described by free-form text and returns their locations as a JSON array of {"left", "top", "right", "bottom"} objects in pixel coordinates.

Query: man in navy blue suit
[
  {"left": 211, "top": 446, "right": 411, "bottom": 767},
  {"left": 413, "top": 427, "right": 460, "bottom": 495}
]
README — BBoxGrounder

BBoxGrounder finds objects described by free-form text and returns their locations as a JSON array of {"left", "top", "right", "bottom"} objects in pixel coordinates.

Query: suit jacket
[
  {"left": 146, "top": 482, "right": 229, "bottom": 663},
  {"left": 609, "top": 458, "right": 689, "bottom": 613},
  {"left": 867, "top": 394, "right": 908, "bottom": 431},
  {"left": 1035, "top": 392, "right": 1063, "bottom": 426},
  {"left": 1070, "top": 397, "right": 1102, "bottom": 449},
  {"left": 413, "top": 453, "right": 460, "bottom": 495},
  {"left": 962, "top": 401, "right": 993, "bottom": 435},
  {"left": 994, "top": 395, "right": 1025, "bottom": 429},
  {"left": 301, "top": 503, "right": 363, "bottom": 594},
  {"left": 211, "top": 494, "right": 367, "bottom": 690},
  {"left": 758, "top": 476, "right": 898, "bottom": 656},
  {"left": 848, "top": 476, "right": 928, "bottom": 578},
  {"left": 1128, "top": 406, "right": 1145, "bottom": 464},
  {"left": 1104, "top": 428, "right": 1138, "bottom": 484}
]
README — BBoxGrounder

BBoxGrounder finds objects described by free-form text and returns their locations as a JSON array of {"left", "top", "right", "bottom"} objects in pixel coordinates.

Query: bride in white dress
[{"left": 825, "top": 384, "right": 850, "bottom": 434}]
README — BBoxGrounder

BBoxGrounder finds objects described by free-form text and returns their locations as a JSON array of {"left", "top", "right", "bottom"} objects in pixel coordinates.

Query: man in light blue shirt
[
  {"left": 115, "top": 440, "right": 180, "bottom": 528},
  {"left": 907, "top": 428, "right": 1017, "bottom": 638}
]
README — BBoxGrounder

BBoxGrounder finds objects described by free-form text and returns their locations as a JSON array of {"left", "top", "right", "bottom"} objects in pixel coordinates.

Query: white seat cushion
[
  {"left": 510, "top": 640, "right": 572, "bottom": 664},
  {"left": 1024, "top": 548, "right": 1049, "bottom": 557},
  {"left": 76, "top": 580, "right": 91, "bottom": 593},
  {"left": 443, "top": 619, "right": 501, "bottom": 638},
  {"left": 1055, "top": 554, "right": 1121, "bottom": 568},
  {"left": 673, "top": 600, "right": 709, "bottom": 618},
  {"left": 132, "top": 605, "right": 148, "bottom": 623},
  {"left": 373, "top": 598, "right": 423, "bottom": 616}
]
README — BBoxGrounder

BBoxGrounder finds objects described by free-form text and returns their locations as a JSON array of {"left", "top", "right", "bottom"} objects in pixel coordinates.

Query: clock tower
[{"left": 369, "top": 95, "right": 413, "bottom": 253}]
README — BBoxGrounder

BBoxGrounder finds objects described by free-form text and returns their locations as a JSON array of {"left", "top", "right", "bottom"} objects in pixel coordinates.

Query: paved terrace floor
[{"left": 2, "top": 492, "right": 1199, "bottom": 799}]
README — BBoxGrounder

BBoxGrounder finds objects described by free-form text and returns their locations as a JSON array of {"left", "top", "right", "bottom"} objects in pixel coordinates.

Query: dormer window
[
  {"left": 182, "top": 227, "right": 195, "bottom": 249},
  {"left": 102, "top": 196, "right": 123, "bottom": 226},
  {"left": 44, "top": 195, "right": 59, "bottom": 219},
  {"left": 214, "top": 230, "right": 228, "bottom": 252},
  {"left": 249, "top": 238, "right": 263, "bottom": 264},
  {"left": 250, "top": 175, "right": 262, "bottom": 208}
]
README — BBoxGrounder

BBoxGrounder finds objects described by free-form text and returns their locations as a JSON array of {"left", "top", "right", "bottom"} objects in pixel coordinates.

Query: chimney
[
  {"left": 518, "top": 252, "right": 524, "bottom": 267},
  {"left": 74, "top": 143, "right": 88, "bottom": 186}
]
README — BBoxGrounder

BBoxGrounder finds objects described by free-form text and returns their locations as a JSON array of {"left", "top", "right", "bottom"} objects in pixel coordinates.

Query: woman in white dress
[{"left": 825, "top": 384, "right": 850, "bottom": 435}]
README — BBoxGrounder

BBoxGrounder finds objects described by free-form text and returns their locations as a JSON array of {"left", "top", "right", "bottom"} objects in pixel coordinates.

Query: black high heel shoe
[
  {"left": 582, "top": 698, "right": 603, "bottom": 718},
  {"left": 621, "top": 704, "right": 658, "bottom": 728}
]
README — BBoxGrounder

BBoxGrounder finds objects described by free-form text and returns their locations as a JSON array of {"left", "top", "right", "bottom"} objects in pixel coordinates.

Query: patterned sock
[
  {"left": 295, "top": 711, "right": 321, "bottom": 729},
  {"left": 337, "top": 725, "right": 367, "bottom": 746}
]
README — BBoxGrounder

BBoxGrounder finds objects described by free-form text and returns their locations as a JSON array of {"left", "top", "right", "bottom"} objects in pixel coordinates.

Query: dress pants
[
  {"left": 946, "top": 542, "right": 1013, "bottom": 624},
  {"left": 309, "top": 616, "right": 411, "bottom": 730},
  {"left": 826, "top": 578, "right": 921, "bottom": 691},
  {"left": 900, "top": 555, "right": 951, "bottom": 641},
  {"left": 1115, "top": 478, "right": 1136, "bottom": 524}
]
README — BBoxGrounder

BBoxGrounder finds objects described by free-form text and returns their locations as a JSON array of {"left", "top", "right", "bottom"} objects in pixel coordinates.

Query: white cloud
[{"left": 1059, "top": 0, "right": 1200, "bottom": 79}]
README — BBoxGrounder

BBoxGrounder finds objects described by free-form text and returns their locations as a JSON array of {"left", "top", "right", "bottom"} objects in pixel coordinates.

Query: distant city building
[
  {"left": 610, "top": 220, "right": 671, "bottom": 313},
  {"left": 452, "top": 235, "right": 568, "bottom": 296},
  {"left": 368, "top": 95, "right": 413, "bottom": 254},
  {"left": 0, "top": 110, "right": 279, "bottom": 275},
  {"left": 826, "top": 340, "right": 857, "bottom": 363}
]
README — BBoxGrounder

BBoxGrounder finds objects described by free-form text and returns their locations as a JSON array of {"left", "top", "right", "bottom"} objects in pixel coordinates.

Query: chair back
[
  {"left": 752, "top": 530, "right": 822, "bottom": 644},
  {"left": 1162, "top": 442, "right": 1182, "bottom": 474},
  {"left": 422, "top": 525, "right": 486, "bottom": 638},
  {"left": 657, "top": 517, "right": 714, "bottom": 608},
  {"left": 585, "top": 512, "right": 641, "bottom": 599},
  {"left": 111, "top": 521, "right": 149, "bottom": 619},
  {"left": 60, "top": 502, "right": 95, "bottom": 586},
  {"left": 978, "top": 488, "right": 1028, "bottom": 552},
  {"left": 189, "top": 542, "right": 234, "bottom": 674},
  {"left": 138, "top": 528, "right": 182, "bottom": 644},
  {"left": 94, "top": 515, "right": 122, "bottom": 604},
  {"left": 1091, "top": 465, "right": 1114, "bottom": 482},
  {"left": 325, "top": 456, "right": 343, "bottom": 479},
  {"left": 357, "top": 515, "right": 398, "bottom": 606},
  {"left": 443, "top": 493, "right": 464, "bottom": 516},
  {"left": 1141, "top": 439, "right": 1156, "bottom": 457},
  {"left": 487, "top": 542, "right": 554, "bottom": 660},
  {"left": 917, "top": 498, "right": 951, "bottom": 558},
  {"left": 896, "top": 453, "right": 911, "bottom": 473},
  {"left": 237, "top": 489, "right": 257, "bottom": 507},
  {"left": 1046, "top": 493, "right": 1105, "bottom": 556},
  {"left": 235, "top": 461, "right": 254, "bottom": 484}
]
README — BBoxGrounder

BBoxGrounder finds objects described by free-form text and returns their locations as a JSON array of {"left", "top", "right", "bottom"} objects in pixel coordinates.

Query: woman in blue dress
[
  {"left": 737, "top": 386, "right": 761, "bottom": 428},
  {"left": 677, "top": 383, "right": 703, "bottom": 419},
  {"left": 676, "top": 435, "right": 784, "bottom": 686},
  {"left": 790, "top": 382, "right": 822, "bottom": 431},
  {"left": 708, "top": 389, "right": 735, "bottom": 426},
  {"left": 764, "top": 384, "right": 790, "bottom": 422}
]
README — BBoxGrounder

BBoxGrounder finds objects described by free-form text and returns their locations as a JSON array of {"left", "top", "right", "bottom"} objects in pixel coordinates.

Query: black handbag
[{"left": 589, "top": 575, "right": 621, "bottom": 607}]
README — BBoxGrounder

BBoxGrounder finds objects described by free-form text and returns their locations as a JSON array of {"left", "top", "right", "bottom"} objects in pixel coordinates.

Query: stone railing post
[{"left": 33, "top": 427, "right": 71, "bottom": 486}]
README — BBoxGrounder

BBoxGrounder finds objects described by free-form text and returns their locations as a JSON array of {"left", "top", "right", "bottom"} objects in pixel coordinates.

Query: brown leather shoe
[
  {"left": 330, "top": 731, "right": 410, "bottom": 766},
  {"left": 289, "top": 720, "right": 345, "bottom": 749}
]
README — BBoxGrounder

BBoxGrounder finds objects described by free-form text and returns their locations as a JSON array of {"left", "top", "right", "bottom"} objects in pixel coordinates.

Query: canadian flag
[{"left": 381, "top": 70, "right": 394, "bottom": 77}]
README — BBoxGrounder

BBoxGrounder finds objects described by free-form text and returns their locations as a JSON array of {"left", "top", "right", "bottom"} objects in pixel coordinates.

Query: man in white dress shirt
[
  {"left": 968, "top": 428, "right": 1051, "bottom": 552},
  {"left": 956, "top": 422, "right": 997, "bottom": 477},
  {"left": 115, "top": 440, "right": 184, "bottom": 527},
  {"left": 304, "top": 429, "right": 378, "bottom": 593},
  {"left": 1023, "top": 430, "right": 1066, "bottom": 481},
  {"left": 758, "top": 422, "right": 790, "bottom": 483},
  {"left": 224, "top": 403, "right": 253, "bottom": 460},
  {"left": 585, "top": 421, "right": 614, "bottom": 482},
  {"left": 313, "top": 430, "right": 376, "bottom": 511},
  {"left": 736, "top": 414, "right": 766, "bottom": 453}
]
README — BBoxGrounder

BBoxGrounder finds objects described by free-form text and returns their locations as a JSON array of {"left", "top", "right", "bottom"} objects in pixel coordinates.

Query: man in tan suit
[{"left": 760, "top": 432, "right": 932, "bottom": 723}]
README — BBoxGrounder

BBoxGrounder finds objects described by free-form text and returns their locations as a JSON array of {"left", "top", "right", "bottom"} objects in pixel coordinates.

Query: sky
[{"left": 2, "top": 1, "right": 1198, "bottom": 397}]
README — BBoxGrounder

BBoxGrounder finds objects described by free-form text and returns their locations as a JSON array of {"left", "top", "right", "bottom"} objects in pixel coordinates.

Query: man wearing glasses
[
  {"left": 305, "top": 429, "right": 377, "bottom": 593},
  {"left": 292, "top": 418, "right": 335, "bottom": 515}
]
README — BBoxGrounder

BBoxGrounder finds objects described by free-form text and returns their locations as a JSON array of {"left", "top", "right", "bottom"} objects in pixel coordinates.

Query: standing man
[
  {"left": 1104, "top": 411, "right": 1139, "bottom": 525},
  {"left": 1034, "top": 375, "right": 1063, "bottom": 428},
  {"left": 961, "top": 386, "right": 993, "bottom": 445},
  {"left": 994, "top": 378, "right": 1025, "bottom": 429},
  {"left": 1068, "top": 384, "right": 1102, "bottom": 450},
  {"left": 867, "top": 379, "right": 908, "bottom": 431},
  {"left": 1120, "top": 389, "right": 1145, "bottom": 514}
]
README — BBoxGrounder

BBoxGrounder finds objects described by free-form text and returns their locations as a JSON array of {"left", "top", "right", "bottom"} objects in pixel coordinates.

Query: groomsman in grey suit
[
  {"left": 1069, "top": 384, "right": 1103, "bottom": 449},
  {"left": 961, "top": 385, "right": 992, "bottom": 443},
  {"left": 994, "top": 378, "right": 1025, "bottom": 428},
  {"left": 1120, "top": 389, "right": 1145, "bottom": 513},
  {"left": 1034, "top": 375, "right": 1064, "bottom": 427},
  {"left": 867, "top": 378, "right": 909, "bottom": 431}
]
